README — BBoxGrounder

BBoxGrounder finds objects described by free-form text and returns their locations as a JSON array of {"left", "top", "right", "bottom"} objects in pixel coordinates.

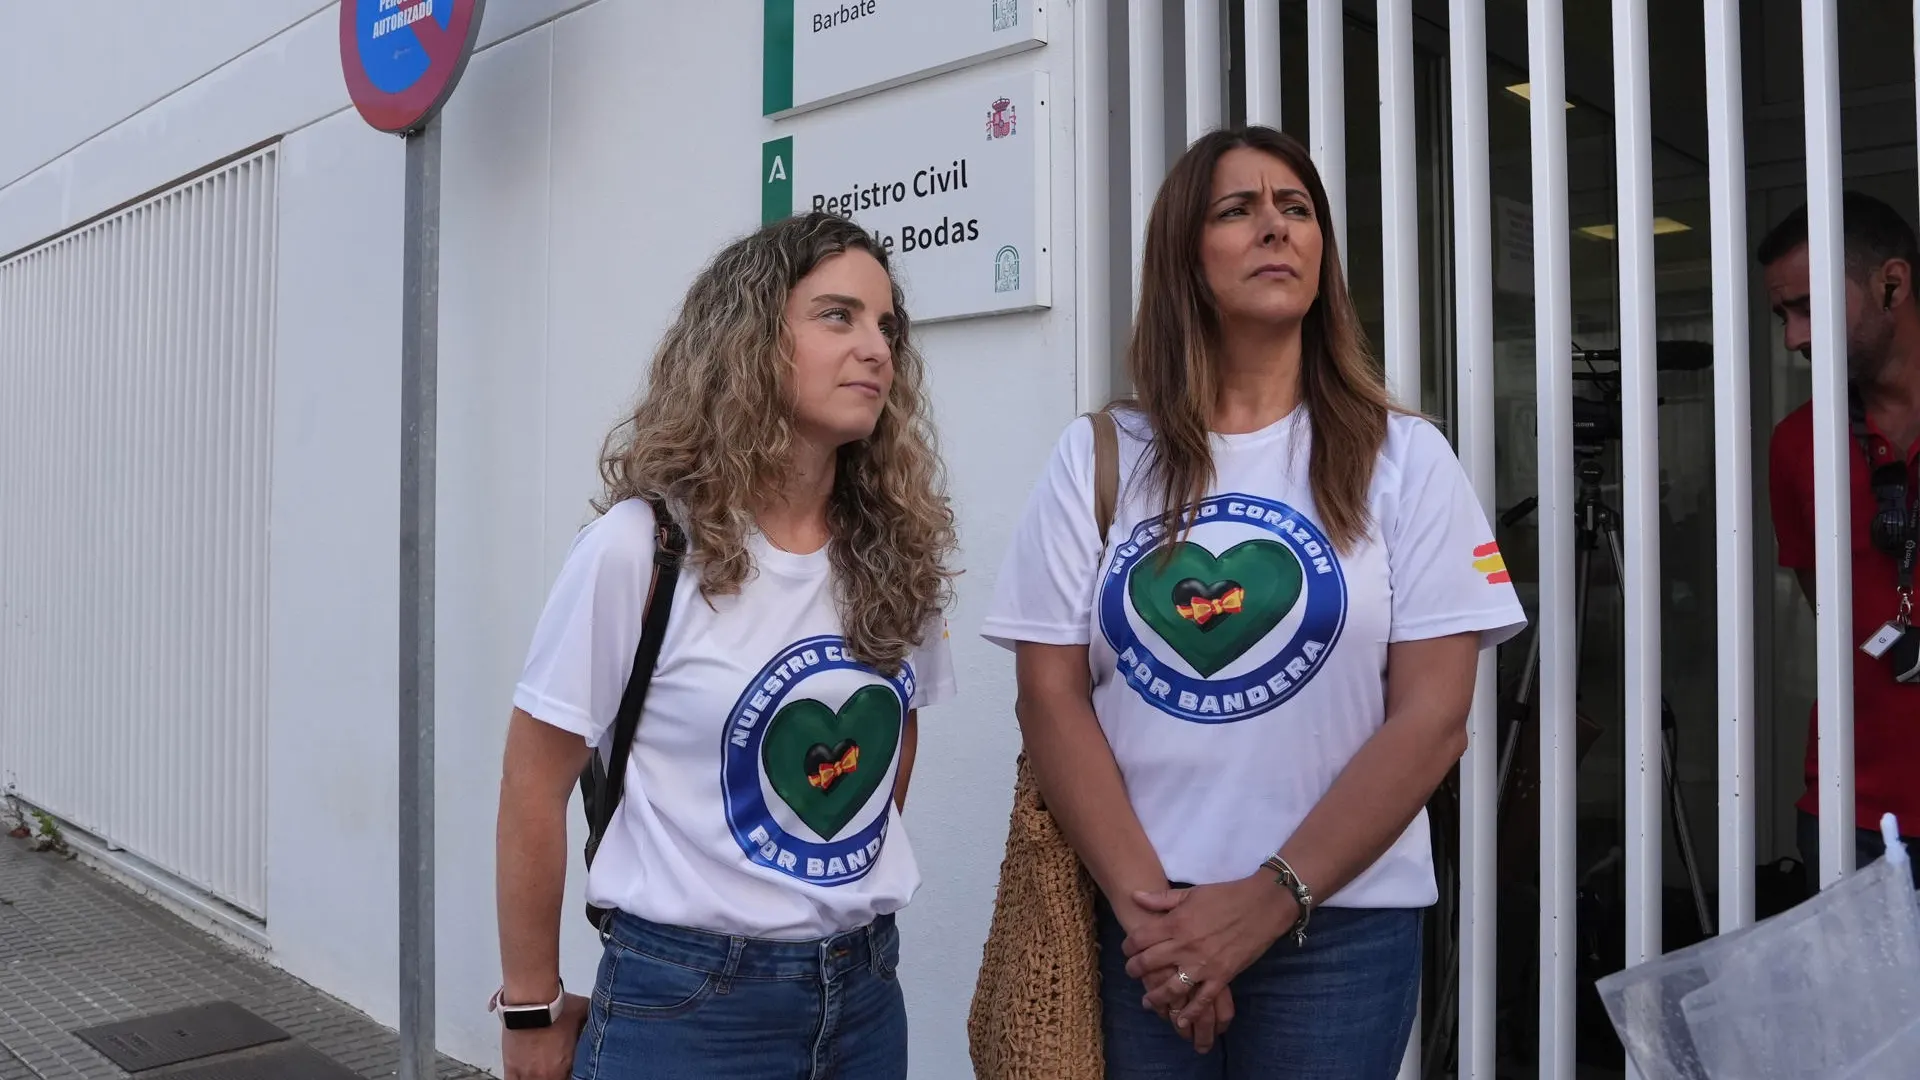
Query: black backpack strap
[{"left": 581, "top": 498, "right": 687, "bottom": 925}]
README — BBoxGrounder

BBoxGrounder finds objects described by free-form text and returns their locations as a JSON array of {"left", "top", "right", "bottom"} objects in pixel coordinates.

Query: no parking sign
[
  {"left": 339, "top": 5, "right": 486, "bottom": 1080},
  {"left": 339, "top": 0, "right": 486, "bottom": 134}
]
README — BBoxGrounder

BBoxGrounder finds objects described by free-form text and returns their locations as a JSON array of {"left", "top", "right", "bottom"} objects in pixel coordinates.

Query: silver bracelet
[{"left": 1261, "top": 853, "right": 1315, "bottom": 946}]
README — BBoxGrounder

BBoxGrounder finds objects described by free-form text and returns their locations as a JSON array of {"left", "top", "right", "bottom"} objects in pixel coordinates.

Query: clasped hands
[{"left": 1119, "top": 874, "right": 1298, "bottom": 1055}]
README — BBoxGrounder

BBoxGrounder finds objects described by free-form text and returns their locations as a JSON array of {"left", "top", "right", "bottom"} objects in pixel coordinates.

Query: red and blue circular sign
[{"left": 340, "top": 0, "right": 487, "bottom": 133}]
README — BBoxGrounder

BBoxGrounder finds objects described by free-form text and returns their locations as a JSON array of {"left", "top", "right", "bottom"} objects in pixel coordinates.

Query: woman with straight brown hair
[{"left": 981, "top": 126, "right": 1526, "bottom": 1077}]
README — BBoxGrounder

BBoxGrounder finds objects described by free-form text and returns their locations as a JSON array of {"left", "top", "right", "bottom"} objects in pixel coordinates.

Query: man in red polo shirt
[{"left": 1763, "top": 192, "right": 1920, "bottom": 887}]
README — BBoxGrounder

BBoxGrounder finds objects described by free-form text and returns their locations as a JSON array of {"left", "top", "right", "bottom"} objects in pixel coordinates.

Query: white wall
[
  {"left": 0, "top": 0, "right": 333, "bottom": 192},
  {"left": 0, "top": 1, "right": 1085, "bottom": 1076},
  {"left": 268, "top": 107, "right": 408, "bottom": 1026},
  {"left": 1, "top": 0, "right": 408, "bottom": 1027}
]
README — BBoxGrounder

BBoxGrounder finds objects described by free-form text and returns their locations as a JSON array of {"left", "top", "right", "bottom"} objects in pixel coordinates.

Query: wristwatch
[{"left": 488, "top": 980, "right": 564, "bottom": 1030}]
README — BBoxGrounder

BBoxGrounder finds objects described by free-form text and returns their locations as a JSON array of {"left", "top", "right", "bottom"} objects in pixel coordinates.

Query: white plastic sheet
[{"left": 1597, "top": 815, "right": 1920, "bottom": 1079}]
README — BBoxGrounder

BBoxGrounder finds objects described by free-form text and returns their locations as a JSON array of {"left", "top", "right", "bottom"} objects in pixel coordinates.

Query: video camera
[{"left": 1567, "top": 340, "right": 1712, "bottom": 456}]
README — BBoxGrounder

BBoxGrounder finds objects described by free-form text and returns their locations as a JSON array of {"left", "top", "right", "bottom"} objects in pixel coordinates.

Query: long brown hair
[
  {"left": 1124, "top": 125, "right": 1400, "bottom": 553},
  {"left": 596, "top": 212, "right": 957, "bottom": 673}
]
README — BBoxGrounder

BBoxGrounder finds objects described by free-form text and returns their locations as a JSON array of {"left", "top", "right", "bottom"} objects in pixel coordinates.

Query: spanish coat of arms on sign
[{"left": 986, "top": 97, "right": 1017, "bottom": 140}]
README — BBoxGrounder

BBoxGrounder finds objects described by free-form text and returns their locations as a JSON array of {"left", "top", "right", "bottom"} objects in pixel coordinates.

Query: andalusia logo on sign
[
  {"left": 722, "top": 636, "right": 916, "bottom": 885},
  {"left": 1099, "top": 495, "right": 1348, "bottom": 723},
  {"left": 994, "top": 246, "right": 1021, "bottom": 293}
]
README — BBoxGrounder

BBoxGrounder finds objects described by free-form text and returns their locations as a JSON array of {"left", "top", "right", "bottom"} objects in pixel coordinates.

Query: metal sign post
[
  {"left": 339, "top": 5, "right": 485, "bottom": 1079},
  {"left": 396, "top": 119, "right": 441, "bottom": 1080}
]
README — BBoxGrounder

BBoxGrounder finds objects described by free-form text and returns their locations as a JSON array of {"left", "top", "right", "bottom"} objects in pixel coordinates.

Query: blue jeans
[
  {"left": 571, "top": 910, "right": 906, "bottom": 1080},
  {"left": 1097, "top": 898, "right": 1422, "bottom": 1080}
]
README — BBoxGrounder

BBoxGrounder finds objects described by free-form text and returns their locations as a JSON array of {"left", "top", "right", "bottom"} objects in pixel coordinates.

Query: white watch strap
[{"left": 488, "top": 979, "right": 564, "bottom": 1021}]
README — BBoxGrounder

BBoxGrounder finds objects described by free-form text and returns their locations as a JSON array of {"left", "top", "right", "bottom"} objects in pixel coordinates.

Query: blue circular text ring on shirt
[
  {"left": 1099, "top": 494, "right": 1349, "bottom": 724},
  {"left": 722, "top": 635, "right": 916, "bottom": 887}
]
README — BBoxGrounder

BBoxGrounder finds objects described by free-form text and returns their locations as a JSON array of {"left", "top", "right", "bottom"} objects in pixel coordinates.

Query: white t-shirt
[
  {"left": 981, "top": 407, "right": 1526, "bottom": 908},
  {"left": 514, "top": 498, "right": 956, "bottom": 940}
]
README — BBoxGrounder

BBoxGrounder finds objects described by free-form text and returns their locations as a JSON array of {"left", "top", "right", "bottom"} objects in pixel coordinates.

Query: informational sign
[
  {"left": 339, "top": 0, "right": 487, "bottom": 133},
  {"left": 1495, "top": 195, "right": 1534, "bottom": 296},
  {"left": 764, "top": 0, "right": 1046, "bottom": 117},
  {"left": 762, "top": 71, "right": 1052, "bottom": 323}
]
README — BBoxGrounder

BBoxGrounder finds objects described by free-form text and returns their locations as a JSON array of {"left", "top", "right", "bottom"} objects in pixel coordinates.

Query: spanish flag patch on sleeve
[{"left": 1473, "top": 542, "right": 1509, "bottom": 585}]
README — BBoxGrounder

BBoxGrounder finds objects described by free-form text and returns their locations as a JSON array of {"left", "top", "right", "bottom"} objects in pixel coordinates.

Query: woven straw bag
[{"left": 967, "top": 410, "right": 1120, "bottom": 1080}]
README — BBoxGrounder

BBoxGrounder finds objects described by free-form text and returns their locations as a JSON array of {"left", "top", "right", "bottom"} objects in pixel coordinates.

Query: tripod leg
[
  {"left": 1575, "top": 543, "right": 1593, "bottom": 671},
  {"left": 1602, "top": 520, "right": 1718, "bottom": 937},
  {"left": 1422, "top": 854, "right": 1461, "bottom": 1072},
  {"left": 1500, "top": 529, "right": 1597, "bottom": 808},
  {"left": 1500, "top": 539, "right": 1594, "bottom": 807},
  {"left": 1495, "top": 615, "right": 1543, "bottom": 805},
  {"left": 1664, "top": 724, "right": 1717, "bottom": 935},
  {"left": 1495, "top": 716, "right": 1526, "bottom": 808},
  {"left": 1458, "top": 507, "right": 1605, "bottom": 1073},
  {"left": 1456, "top": 532, "right": 1557, "bottom": 1074},
  {"left": 1515, "top": 613, "right": 1543, "bottom": 708},
  {"left": 1423, "top": 963, "right": 1459, "bottom": 1075}
]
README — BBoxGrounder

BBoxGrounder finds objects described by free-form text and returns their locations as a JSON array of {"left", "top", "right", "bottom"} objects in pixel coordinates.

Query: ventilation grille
[{"left": 0, "top": 148, "right": 278, "bottom": 917}]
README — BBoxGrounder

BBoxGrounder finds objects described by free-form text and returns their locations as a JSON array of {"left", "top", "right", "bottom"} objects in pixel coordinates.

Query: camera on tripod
[
  {"left": 1568, "top": 339, "right": 1711, "bottom": 457},
  {"left": 1571, "top": 396, "right": 1622, "bottom": 457},
  {"left": 1427, "top": 337, "right": 1719, "bottom": 1074}
]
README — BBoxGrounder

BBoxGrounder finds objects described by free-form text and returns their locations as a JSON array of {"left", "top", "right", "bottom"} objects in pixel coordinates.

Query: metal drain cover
[
  {"left": 162, "top": 1043, "right": 364, "bottom": 1080},
  {"left": 71, "top": 1001, "right": 289, "bottom": 1072}
]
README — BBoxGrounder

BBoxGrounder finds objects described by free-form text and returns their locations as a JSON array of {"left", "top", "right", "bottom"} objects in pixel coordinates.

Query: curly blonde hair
[{"left": 595, "top": 212, "right": 957, "bottom": 673}]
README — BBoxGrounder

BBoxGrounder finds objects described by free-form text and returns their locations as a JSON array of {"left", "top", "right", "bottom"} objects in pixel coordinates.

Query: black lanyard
[
  {"left": 1851, "top": 384, "right": 1919, "bottom": 618},
  {"left": 1900, "top": 505, "right": 1918, "bottom": 622}
]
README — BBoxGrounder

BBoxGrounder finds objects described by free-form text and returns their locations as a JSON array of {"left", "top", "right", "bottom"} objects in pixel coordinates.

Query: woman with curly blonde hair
[{"left": 491, "top": 211, "right": 958, "bottom": 1080}]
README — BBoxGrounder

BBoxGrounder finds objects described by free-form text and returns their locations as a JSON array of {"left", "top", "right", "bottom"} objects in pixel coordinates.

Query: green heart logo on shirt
[
  {"left": 1128, "top": 539, "right": 1303, "bottom": 677},
  {"left": 761, "top": 685, "right": 901, "bottom": 841}
]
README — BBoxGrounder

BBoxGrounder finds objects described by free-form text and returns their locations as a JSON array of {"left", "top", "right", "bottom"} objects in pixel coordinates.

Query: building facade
[{"left": 1, "top": 1, "right": 1910, "bottom": 1076}]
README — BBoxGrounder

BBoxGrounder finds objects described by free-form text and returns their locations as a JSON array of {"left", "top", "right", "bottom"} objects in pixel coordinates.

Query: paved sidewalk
[{"left": 0, "top": 832, "right": 491, "bottom": 1080}]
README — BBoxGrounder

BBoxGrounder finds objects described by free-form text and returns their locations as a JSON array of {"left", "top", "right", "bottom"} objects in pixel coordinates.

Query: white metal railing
[
  {"left": 1096, "top": 1, "right": 1861, "bottom": 1076},
  {"left": 1187, "top": 0, "right": 1224, "bottom": 140},
  {"left": 1612, "top": 0, "right": 1665, "bottom": 1008},
  {"left": 1447, "top": 0, "right": 1499, "bottom": 1073},
  {"left": 1376, "top": 6, "right": 1422, "bottom": 1071},
  {"left": 1704, "top": 0, "right": 1758, "bottom": 939},
  {"left": 1245, "top": 1, "right": 1282, "bottom": 129},
  {"left": 0, "top": 148, "right": 277, "bottom": 917},
  {"left": 1307, "top": 0, "right": 1346, "bottom": 254},
  {"left": 1802, "top": 0, "right": 1857, "bottom": 889},
  {"left": 1378, "top": 0, "right": 1419, "bottom": 403},
  {"left": 1525, "top": 1, "right": 1580, "bottom": 1073},
  {"left": 1129, "top": 0, "right": 1167, "bottom": 302},
  {"left": 1077, "top": 0, "right": 1114, "bottom": 410}
]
